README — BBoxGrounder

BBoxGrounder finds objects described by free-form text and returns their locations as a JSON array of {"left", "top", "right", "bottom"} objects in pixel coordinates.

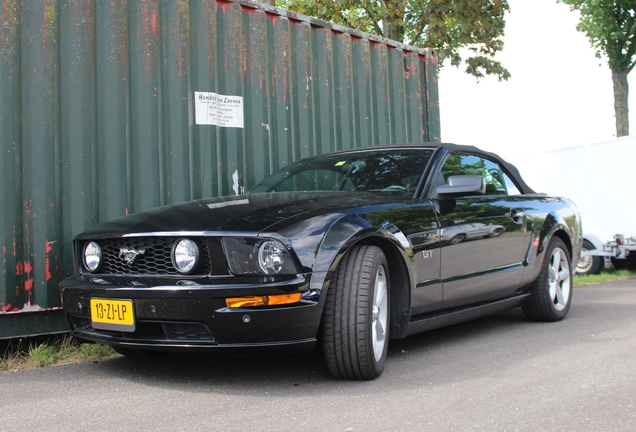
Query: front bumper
[{"left": 60, "top": 273, "right": 322, "bottom": 356}]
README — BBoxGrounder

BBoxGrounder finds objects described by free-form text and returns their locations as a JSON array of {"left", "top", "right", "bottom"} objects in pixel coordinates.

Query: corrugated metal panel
[{"left": 0, "top": 0, "right": 440, "bottom": 338}]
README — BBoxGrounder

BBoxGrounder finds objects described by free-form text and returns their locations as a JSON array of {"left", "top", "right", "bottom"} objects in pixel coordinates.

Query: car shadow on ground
[{"left": 89, "top": 280, "right": 634, "bottom": 394}]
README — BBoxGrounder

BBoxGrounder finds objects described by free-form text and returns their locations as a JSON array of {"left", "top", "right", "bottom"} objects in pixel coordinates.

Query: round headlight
[
  {"left": 83, "top": 241, "right": 102, "bottom": 272},
  {"left": 258, "top": 240, "right": 286, "bottom": 274},
  {"left": 172, "top": 239, "right": 199, "bottom": 274}
]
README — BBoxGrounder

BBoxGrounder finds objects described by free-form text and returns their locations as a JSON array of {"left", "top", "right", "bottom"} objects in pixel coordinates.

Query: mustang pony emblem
[{"left": 119, "top": 246, "right": 146, "bottom": 265}]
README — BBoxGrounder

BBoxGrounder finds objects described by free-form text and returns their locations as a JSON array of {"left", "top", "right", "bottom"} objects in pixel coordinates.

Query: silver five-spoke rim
[
  {"left": 548, "top": 247, "right": 571, "bottom": 311},
  {"left": 372, "top": 264, "right": 388, "bottom": 362}
]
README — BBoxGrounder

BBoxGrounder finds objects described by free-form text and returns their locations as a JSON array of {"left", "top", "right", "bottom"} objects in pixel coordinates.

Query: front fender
[
  {"left": 263, "top": 205, "right": 425, "bottom": 340},
  {"left": 318, "top": 217, "right": 413, "bottom": 275},
  {"left": 312, "top": 214, "right": 416, "bottom": 340},
  {"left": 314, "top": 215, "right": 415, "bottom": 292}
]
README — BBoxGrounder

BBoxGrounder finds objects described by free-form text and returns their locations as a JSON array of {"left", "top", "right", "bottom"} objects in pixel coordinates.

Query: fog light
[
  {"left": 172, "top": 239, "right": 199, "bottom": 274},
  {"left": 226, "top": 293, "right": 302, "bottom": 308},
  {"left": 84, "top": 241, "right": 102, "bottom": 272}
]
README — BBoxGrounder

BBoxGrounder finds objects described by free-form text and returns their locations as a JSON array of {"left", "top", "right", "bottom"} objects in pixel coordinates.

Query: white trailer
[{"left": 505, "top": 135, "right": 636, "bottom": 275}]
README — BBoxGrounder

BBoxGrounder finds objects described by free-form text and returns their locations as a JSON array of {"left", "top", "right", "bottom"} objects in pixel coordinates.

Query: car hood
[{"left": 76, "top": 192, "right": 392, "bottom": 238}]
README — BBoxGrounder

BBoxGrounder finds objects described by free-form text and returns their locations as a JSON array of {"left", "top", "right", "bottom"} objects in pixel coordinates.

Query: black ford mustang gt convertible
[{"left": 60, "top": 143, "right": 582, "bottom": 380}]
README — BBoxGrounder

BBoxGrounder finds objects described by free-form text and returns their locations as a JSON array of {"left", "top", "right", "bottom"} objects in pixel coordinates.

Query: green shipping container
[{"left": 0, "top": 0, "right": 440, "bottom": 339}]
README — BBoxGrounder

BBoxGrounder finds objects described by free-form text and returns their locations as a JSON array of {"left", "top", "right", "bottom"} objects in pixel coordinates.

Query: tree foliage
[
  {"left": 560, "top": 0, "right": 636, "bottom": 73},
  {"left": 277, "top": 0, "right": 511, "bottom": 81},
  {"left": 559, "top": 0, "right": 636, "bottom": 136}
]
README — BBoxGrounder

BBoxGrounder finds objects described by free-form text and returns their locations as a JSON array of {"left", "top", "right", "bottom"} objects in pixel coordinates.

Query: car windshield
[{"left": 250, "top": 148, "right": 435, "bottom": 197}]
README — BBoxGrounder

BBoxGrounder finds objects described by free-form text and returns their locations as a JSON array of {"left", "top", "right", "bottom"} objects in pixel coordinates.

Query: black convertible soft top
[{"left": 329, "top": 143, "right": 536, "bottom": 195}]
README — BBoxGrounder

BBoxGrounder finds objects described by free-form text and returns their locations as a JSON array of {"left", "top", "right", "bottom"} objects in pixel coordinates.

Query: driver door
[{"left": 432, "top": 153, "right": 528, "bottom": 308}]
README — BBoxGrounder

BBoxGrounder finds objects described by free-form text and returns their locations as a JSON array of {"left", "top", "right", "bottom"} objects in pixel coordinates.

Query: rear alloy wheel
[
  {"left": 522, "top": 237, "right": 572, "bottom": 321},
  {"left": 322, "top": 245, "right": 390, "bottom": 380},
  {"left": 576, "top": 239, "right": 602, "bottom": 275}
]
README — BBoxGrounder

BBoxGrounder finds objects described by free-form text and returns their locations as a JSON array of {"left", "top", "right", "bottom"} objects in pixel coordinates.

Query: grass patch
[
  {"left": 574, "top": 269, "right": 636, "bottom": 286},
  {"left": 80, "top": 342, "right": 116, "bottom": 358},
  {"left": 0, "top": 335, "right": 116, "bottom": 374}
]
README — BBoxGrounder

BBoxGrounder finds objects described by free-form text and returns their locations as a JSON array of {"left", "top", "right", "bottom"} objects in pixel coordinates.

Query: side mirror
[{"left": 436, "top": 175, "right": 486, "bottom": 196}]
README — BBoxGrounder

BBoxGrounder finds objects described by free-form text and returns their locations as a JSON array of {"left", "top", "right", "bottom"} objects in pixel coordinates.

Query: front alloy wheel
[
  {"left": 322, "top": 245, "right": 390, "bottom": 380},
  {"left": 371, "top": 263, "right": 388, "bottom": 363}
]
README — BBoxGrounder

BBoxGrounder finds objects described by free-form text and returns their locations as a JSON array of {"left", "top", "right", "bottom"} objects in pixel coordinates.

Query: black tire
[
  {"left": 322, "top": 245, "right": 390, "bottom": 380},
  {"left": 576, "top": 240, "right": 603, "bottom": 275},
  {"left": 522, "top": 237, "right": 573, "bottom": 322},
  {"left": 113, "top": 346, "right": 160, "bottom": 358}
]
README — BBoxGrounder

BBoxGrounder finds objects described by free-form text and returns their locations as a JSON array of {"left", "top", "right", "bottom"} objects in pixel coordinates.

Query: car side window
[
  {"left": 502, "top": 172, "right": 520, "bottom": 195},
  {"left": 440, "top": 154, "right": 517, "bottom": 196}
]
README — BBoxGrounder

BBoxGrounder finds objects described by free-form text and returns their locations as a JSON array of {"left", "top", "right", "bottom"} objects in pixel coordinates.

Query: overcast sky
[{"left": 438, "top": 0, "right": 635, "bottom": 157}]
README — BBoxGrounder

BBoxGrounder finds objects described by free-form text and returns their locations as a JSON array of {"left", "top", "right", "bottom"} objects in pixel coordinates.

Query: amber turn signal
[{"left": 225, "top": 293, "right": 302, "bottom": 308}]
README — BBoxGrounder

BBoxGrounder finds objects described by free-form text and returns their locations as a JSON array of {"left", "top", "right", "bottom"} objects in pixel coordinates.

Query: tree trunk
[
  {"left": 383, "top": 0, "right": 406, "bottom": 42},
  {"left": 384, "top": 21, "right": 404, "bottom": 42},
  {"left": 611, "top": 69, "right": 629, "bottom": 137}
]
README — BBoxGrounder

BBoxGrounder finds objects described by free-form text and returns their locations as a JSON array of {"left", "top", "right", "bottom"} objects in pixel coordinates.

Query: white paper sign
[{"left": 194, "top": 91, "right": 244, "bottom": 128}]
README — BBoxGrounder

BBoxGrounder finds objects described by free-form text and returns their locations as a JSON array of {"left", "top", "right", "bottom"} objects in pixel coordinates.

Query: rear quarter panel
[{"left": 515, "top": 195, "right": 582, "bottom": 286}]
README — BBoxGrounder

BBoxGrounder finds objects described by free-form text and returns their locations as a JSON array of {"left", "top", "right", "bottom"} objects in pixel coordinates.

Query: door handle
[{"left": 506, "top": 209, "right": 525, "bottom": 224}]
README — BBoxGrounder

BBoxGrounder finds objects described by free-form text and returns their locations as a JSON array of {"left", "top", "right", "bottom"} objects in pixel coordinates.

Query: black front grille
[{"left": 95, "top": 237, "right": 211, "bottom": 276}]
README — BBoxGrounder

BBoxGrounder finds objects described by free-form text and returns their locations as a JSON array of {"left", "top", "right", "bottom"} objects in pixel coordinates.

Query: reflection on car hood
[{"left": 76, "top": 192, "right": 392, "bottom": 238}]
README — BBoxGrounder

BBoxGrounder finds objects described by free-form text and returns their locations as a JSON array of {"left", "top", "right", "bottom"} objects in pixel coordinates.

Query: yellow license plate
[{"left": 90, "top": 298, "right": 136, "bottom": 332}]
